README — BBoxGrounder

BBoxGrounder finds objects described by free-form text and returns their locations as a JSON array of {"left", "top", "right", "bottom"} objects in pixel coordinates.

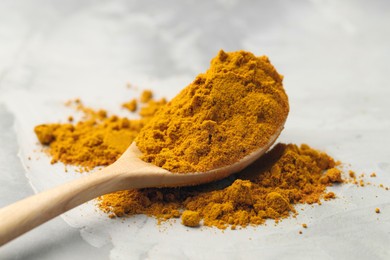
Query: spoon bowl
[{"left": 0, "top": 126, "right": 283, "bottom": 246}]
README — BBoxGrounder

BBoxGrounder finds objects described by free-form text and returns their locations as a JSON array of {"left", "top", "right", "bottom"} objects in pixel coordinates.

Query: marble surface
[{"left": 0, "top": 0, "right": 390, "bottom": 259}]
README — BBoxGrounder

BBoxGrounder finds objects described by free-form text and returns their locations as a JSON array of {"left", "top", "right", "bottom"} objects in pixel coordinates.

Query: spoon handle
[{"left": 0, "top": 165, "right": 125, "bottom": 246}]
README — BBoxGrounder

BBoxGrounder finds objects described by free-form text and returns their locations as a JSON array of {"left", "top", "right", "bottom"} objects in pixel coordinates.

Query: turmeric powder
[
  {"left": 35, "top": 97, "right": 344, "bottom": 229},
  {"left": 34, "top": 97, "right": 167, "bottom": 170},
  {"left": 181, "top": 210, "right": 201, "bottom": 227},
  {"left": 140, "top": 90, "right": 153, "bottom": 103},
  {"left": 122, "top": 99, "right": 137, "bottom": 112},
  {"left": 34, "top": 50, "right": 347, "bottom": 230},
  {"left": 99, "top": 143, "right": 341, "bottom": 229},
  {"left": 136, "top": 50, "right": 289, "bottom": 173}
]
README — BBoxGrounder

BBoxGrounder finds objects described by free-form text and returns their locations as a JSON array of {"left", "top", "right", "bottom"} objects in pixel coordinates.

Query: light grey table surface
[{"left": 1, "top": 0, "right": 390, "bottom": 259}]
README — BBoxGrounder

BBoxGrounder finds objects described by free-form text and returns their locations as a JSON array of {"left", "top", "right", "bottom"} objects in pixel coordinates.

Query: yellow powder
[
  {"left": 34, "top": 99, "right": 166, "bottom": 170},
  {"left": 34, "top": 96, "right": 344, "bottom": 230},
  {"left": 181, "top": 210, "right": 201, "bottom": 227},
  {"left": 320, "top": 168, "right": 342, "bottom": 184},
  {"left": 139, "top": 98, "right": 167, "bottom": 118},
  {"left": 35, "top": 97, "right": 344, "bottom": 229},
  {"left": 98, "top": 143, "right": 342, "bottom": 229},
  {"left": 324, "top": 192, "right": 336, "bottom": 200},
  {"left": 122, "top": 99, "right": 137, "bottom": 112},
  {"left": 33, "top": 50, "right": 353, "bottom": 230},
  {"left": 140, "top": 90, "right": 153, "bottom": 103},
  {"left": 136, "top": 50, "right": 289, "bottom": 173}
]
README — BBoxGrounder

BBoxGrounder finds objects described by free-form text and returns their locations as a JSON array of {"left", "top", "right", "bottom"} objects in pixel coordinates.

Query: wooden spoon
[{"left": 0, "top": 128, "right": 282, "bottom": 246}]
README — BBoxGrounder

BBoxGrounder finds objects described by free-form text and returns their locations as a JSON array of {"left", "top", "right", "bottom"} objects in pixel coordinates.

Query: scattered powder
[
  {"left": 324, "top": 192, "right": 336, "bottom": 200},
  {"left": 343, "top": 170, "right": 389, "bottom": 190},
  {"left": 140, "top": 90, "right": 153, "bottom": 103},
  {"left": 33, "top": 93, "right": 384, "bottom": 229},
  {"left": 97, "top": 142, "right": 343, "bottom": 229},
  {"left": 320, "top": 168, "right": 342, "bottom": 184},
  {"left": 181, "top": 211, "right": 201, "bottom": 227},
  {"left": 122, "top": 99, "right": 137, "bottom": 112},
  {"left": 34, "top": 90, "right": 359, "bottom": 229},
  {"left": 33, "top": 52, "right": 385, "bottom": 230},
  {"left": 34, "top": 96, "right": 166, "bottom": 171}
]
